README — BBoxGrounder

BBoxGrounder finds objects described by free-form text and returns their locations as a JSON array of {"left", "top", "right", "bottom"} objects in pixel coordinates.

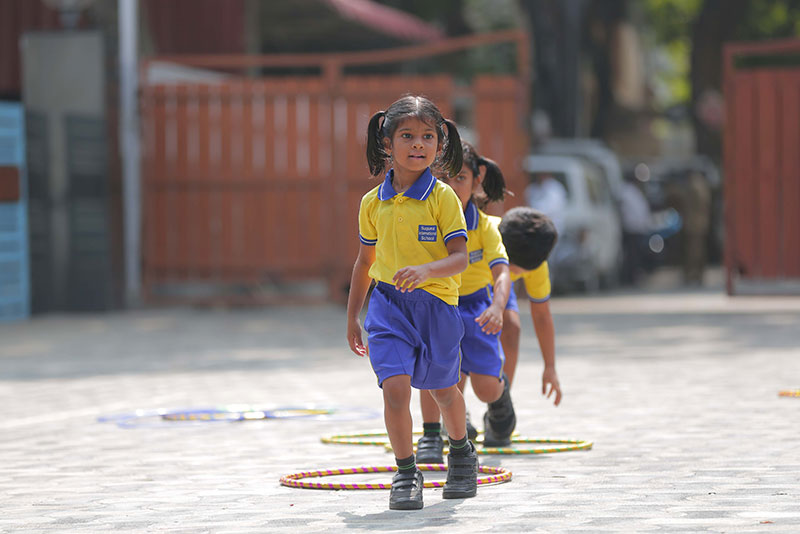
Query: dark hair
[
  {"left": 498, "top": 207, "right": 558, "bottom": 270},
  {"left": 365, "top": 95, "right": 462, "bottom": 177},
  {"left": 462, "top": 141, "right": 506, "bottom": 203}
]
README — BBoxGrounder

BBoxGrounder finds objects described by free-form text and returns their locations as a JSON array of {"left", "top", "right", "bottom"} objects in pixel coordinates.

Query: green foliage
[
  {"left": 642, "top": 0, "right": 703, "bottom": 44},
  {"left": 642, "top": 0, "right": 702, "bottom": 108},
  {"left": 735, "top": 0, "right": 800, "bottom": 40},
  {"left": 643, "top": 0, "right": 800, "bottom": 107}
]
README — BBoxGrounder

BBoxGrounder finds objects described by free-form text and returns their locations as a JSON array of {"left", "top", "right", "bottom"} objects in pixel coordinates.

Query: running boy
[
  {"left": 416, "top": 142, "right": 518, "bottom": 463},
  {"left": 345, "top": 95, "right": 478, "bottom": 511}
]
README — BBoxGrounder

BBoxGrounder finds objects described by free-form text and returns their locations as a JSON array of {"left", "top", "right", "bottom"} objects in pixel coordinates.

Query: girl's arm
[
  {"left": 392, "top": 237, "right": 468, "bottom": 292},
  {"left": 346, "top": 243, "right": 376, "bottom": 356},
  {"left": 475, "top": 264, "right": 510, "bottom": 334}
]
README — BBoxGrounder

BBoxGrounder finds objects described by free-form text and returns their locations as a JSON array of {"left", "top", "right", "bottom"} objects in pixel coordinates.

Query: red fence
[
  {"left": 140, "top": 31, "right": 530, "bottom": 303},
  {"left": 723, "top": 39, "right": 800, "bottom": 295}
]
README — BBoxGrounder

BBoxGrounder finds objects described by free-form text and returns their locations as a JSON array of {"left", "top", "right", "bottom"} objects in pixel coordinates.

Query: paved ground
[{"left": 2, "top": 287, "right": 800, "bottom": 533}]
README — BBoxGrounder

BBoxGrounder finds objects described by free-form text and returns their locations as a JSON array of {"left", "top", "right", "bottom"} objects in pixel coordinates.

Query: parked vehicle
[
  {"left": 536, "top": 138, "right": 625, "bottom": 203},
  {"left": 522, "top": 154, "right": 623, "bottom": 293}
]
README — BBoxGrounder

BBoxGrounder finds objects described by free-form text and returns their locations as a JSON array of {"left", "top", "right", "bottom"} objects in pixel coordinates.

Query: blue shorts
[
  {"left": 365, "top": 282, "right": 464, "bottom": 390},
  {"left": 458, "top": 286, "right": 504, "bottom": 378},
  {"left": 505, "top": 284, "right": 519, "bottom": 313}
]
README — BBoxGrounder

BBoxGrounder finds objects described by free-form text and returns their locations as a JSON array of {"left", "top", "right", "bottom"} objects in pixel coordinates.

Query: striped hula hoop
[{"left": 280, "top": 464, "right": 511, "bottom": 490}]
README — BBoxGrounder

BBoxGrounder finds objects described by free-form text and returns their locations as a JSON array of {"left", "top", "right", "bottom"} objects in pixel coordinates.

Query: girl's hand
[
  {"left": 475, "top": 304, "right": 503, "bottom": 335},
  {"left": 347, "top": 319, "right": 368, "bottom": 357},
  {"left": 392, "top": 264, "right": 431, "bottom": 293}
]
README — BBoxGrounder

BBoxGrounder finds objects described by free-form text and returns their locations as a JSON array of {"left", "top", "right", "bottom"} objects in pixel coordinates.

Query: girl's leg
[
  {"left": 469, "top": 373, "right": 504, "bottom": 403},
  {"left": 419, "top": 389, "right": 441, "bottom": 423},
  {"left": 430, "top": 384, "right": 467, "bottom": 440},
  {"left": 458, "top": 372, "right": 468, "bottom": 393},
  {"left": 500, "top": 309, "right": 521, "bottom": 386},
  {"left": 432, "top": 384, "right": 478, "bottom": 500},
  {"left": 420, "top": 372, "right": 467, "bottom": 423},
  {"left": 382, "top": 374, "right": 414, "bottom": 459},
  {"left": 417, "top": 389, "right": 445, "bottom": 464}
]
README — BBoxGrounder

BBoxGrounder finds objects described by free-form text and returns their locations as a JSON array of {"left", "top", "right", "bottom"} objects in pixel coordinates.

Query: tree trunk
[{"left": 690, "top": 0, "right": 747, "bottom": 162}]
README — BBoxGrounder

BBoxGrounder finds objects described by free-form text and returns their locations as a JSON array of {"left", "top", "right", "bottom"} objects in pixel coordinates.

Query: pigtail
[
  {"left": 366, "top": 111, "right": 389, "bottom": 176},
  {"left": 477, "top": 156, "right": 507, "bottom": 203},
  {"left": 439, "top": 119, "right": 463, "bottom": 178}
]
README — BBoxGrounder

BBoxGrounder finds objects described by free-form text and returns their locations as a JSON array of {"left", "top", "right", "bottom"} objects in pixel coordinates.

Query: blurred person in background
[
  {"left": 524, "top": 172, "right": 567, "bottom": 235},
  {"left": 664, "top": 170, "right": 712, "bottom": 286},
  {"left": 682, "top": 171, "right": 712, "bottom": 285},
  {"left": 620, "top": 172, "right": 652, "bottom": 285}
]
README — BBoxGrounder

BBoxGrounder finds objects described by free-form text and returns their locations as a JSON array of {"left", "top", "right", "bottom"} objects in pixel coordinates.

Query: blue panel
[{"left": 0, "top": 101, "right": 29, "bottom": 321}]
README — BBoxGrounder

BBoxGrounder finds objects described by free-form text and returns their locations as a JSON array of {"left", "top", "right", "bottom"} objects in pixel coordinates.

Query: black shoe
[
  {"left": 415, "top": 434, "right": 444, "bottom": 464},
  {"left": 482, "top": 374, "right": 516, "bottom": 448},
  {"left": 389, "top": 469, "right": 424, "bottom": 510},
  {"left": 442, "top": 441, "right": 478, "bottom": 499},
  {"left": 465, "top": 411, "right": 478, "bottom": 441}
]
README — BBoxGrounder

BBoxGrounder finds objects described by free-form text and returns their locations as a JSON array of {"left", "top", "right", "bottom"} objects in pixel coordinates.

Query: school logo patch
[
  {"left": 469, "top": 249, "right": 484, "bottom": 264},
  {"left": 418, "top": 225, "right": 438, "bottom": 242}
]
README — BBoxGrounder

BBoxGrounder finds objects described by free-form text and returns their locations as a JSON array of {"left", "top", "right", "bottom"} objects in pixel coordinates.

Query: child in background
[
  {"left": 416, "top": 142, "right": 518, "bottom": 463},
  {"left": 345, "top": 95, "right": 478, "bottom": 510},
  {"left": 499, "top": 207, "right": 563, "bottom": 406}
]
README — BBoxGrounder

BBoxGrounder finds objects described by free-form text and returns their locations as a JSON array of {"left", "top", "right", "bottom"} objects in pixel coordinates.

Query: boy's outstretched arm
[
  {"left": 530, "top": 300, "right": 562, "bottom": 406},
  {"left": 346, "top": 243, "right": 376, "bottom": 357},
  {"left": 392, "top": 237, "right": 468, "bottom": 292}
]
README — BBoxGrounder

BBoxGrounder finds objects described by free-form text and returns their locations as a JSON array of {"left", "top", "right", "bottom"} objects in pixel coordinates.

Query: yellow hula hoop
[
  {"left": 280, "top": 464, "right": 512, "bottom": 490},
  {"left": 778, "top": 390, "right": 800, "bottom": 397},
  {"left": 320, "top": 430, "right": 519, "bottom": 446},
  {"left": 321, "top": 431, "right": 593, "bottom": 455},
  {"left": 470, "top": 437, "right": 594, "bottom": 455}
]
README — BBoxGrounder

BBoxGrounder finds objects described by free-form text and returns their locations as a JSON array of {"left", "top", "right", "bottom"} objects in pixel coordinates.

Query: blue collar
[
  {"left": 378, "top": 168, "right": 437, "bottom": 201},
  {"left": 464, "top": 200, "right": 479, "bottom": 231}
]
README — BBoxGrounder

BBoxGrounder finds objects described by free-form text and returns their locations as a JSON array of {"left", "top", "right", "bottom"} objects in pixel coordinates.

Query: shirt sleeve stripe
[
  {"left": 488, "top": 258, "right": 509, "bottom": 268},
  {"left": 528, "top": 294, "right": 551, "bottom": 303},
  {"left": 443, "top": 229, "right": 468, "bottom": 243},
  {"left": 359, "top": 234, "right": 377, "bottom": 246}
]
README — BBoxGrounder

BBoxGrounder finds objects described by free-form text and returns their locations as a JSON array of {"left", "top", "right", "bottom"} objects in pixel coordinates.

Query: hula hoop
[
  {"left": 161, "top": 407, "right": 334, "bottom": 422},
  {"left": 472, "top": 437, "right": 593, "bottom": 455},
  {"left": 778, "top": 390, "right": 800, "bottom": 397},
  {"left": 280, "top": 464, "right": 511, "bottom": 490},
  {"left": 320, "top": 430, "right": 518, "bottom": 446},
  {"left": 99, "top": 405, "right": 380, "bottom": 428},
  {"left": 321, "top": 431, "right": 592, "bottom": 455}
]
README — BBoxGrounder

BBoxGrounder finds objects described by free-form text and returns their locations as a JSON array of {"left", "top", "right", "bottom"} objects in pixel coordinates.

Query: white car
[
  {"left": 523, "top": 154, "right": 623, "bottom": 292},
  {"left": 536, "top": 138, "right": 625, "bottom": 202}
]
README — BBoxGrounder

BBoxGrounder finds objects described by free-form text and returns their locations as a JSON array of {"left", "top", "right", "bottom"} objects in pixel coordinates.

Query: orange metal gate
[
  {"left": 139, "top": 31, "right": 530, "bottom": 303},
  {"left": 723, "top": 39, "right": 800, "bottom": 295}
]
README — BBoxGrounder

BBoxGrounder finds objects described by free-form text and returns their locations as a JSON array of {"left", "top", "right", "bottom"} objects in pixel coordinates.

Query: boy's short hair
[{"left": 498, "top": 207, "right": 558, "bottom": 270}]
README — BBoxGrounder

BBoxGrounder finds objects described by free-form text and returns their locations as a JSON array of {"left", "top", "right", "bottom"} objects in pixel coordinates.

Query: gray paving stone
[{"left": 1, "top": 292, "right": 800, "bottom": 533}]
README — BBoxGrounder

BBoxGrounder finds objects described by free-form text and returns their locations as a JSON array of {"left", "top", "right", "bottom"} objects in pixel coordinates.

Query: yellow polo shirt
[
  {"left": 511, "top": 261, "right": 551, "bottom": 302},
  {"left": 460, "top": 201, "right": 509, "bottom": 295},
  {"left": 358, "top": 168, "right": 468, "bottom": 305}
]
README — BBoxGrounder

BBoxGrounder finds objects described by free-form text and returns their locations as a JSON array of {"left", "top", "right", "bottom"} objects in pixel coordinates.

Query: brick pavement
[{"left": 1, "top": 292, "right": 799, "bottom": 533}]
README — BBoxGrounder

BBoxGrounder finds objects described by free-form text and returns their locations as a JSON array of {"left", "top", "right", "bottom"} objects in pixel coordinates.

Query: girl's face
[
  {"left": 440, "top": 166, "right": 479, "bottom": 208},
  {"left": 385, "top": 117, "right": 440, "bottom": 174}
]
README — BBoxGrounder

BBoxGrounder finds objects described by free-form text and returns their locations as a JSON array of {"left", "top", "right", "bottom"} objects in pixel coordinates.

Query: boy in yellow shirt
[{"left": 498, "top": 208, "right": 562, "bottom": 406}]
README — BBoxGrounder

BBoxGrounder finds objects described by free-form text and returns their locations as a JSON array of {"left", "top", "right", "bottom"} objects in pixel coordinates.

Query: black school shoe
[
  {"left": 389, "top": 469, "right": 424, "bottom": 510},
  {"left": 482, "top": 374, "right": 516, "bottom": 448},
  {"left": 415, "top": 434, "right": 444, "bottom": 464},
  {"left": 442, "top": 441, "right": 478, "bottom": 499}
]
